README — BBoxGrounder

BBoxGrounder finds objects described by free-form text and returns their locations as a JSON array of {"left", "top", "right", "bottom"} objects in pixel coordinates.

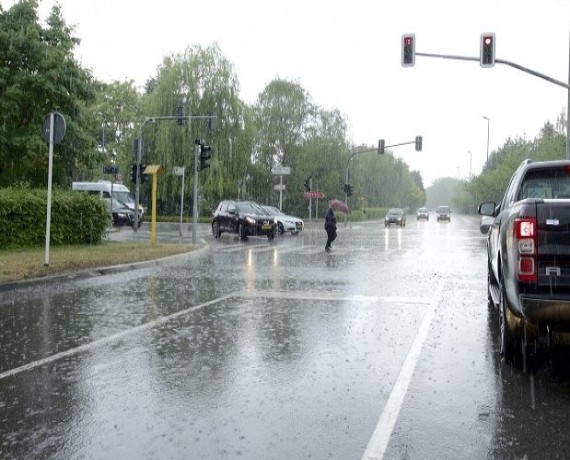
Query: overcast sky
[{"left": 7, "top": 0, "right": 570, "bottom": 186}]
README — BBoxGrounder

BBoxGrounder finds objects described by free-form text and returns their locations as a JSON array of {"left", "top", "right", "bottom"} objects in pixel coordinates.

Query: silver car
[{"left": 260, "top": 205, "right": 304, "bottom": 235}]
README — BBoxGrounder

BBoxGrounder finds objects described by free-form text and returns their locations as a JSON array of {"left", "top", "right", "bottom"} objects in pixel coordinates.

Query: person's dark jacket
[{"left": 325, "top": 208, "right": 336, "bottom": 230}]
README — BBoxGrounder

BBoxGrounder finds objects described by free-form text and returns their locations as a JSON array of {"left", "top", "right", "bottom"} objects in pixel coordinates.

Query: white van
[{"left": 72, "top": 181, "right": 144, "bottom": 227}]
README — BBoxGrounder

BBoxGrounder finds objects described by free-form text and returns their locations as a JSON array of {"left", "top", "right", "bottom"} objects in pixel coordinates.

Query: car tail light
[{"left": 514, "top": 217, "right": 538, "bottom": 283}]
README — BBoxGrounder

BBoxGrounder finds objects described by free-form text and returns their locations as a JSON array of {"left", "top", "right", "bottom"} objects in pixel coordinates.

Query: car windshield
[
  {"left": 235, "top": 202, "right": 261, "bottom": 214},
  {"left": 112, "top": 191, "right": 134, "bottom": 206},
  {"left": 438, "top": 206, "right": 450, "bottom": 213},
  {"left": 388, "top": 208, "right": 403, "bottom": 215}
]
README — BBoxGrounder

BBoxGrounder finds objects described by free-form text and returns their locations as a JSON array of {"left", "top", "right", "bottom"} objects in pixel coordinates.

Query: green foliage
[
  {"left": 0, "top": 187, "right": 109, "bottom": 248},
  {"left": 0, "top": 1, "right": 98, "bottom": 189}
]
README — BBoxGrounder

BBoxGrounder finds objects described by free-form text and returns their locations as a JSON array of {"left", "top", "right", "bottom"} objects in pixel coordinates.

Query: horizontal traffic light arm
[
  {"left": 139, "top": 115, "right": 217, "bottom": 123},
  {"left": 415, "top": 52, "right": 570, "bottom": 90},
  {"left": 385, "top": 140, "right": 415, "bottom": 148}
]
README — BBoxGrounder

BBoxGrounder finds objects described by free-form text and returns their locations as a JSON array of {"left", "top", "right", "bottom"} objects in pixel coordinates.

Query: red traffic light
[
  {"left": 401, "top": 33, "right": 415, "bottom": 67},
  {"left": 480, "top": 33, "right": 496, "bottom": 68}
]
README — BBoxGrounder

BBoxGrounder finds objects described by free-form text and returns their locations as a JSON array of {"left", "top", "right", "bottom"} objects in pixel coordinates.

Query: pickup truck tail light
[{"left": 514, "top": 217, "right": 538, "bottom": 283}]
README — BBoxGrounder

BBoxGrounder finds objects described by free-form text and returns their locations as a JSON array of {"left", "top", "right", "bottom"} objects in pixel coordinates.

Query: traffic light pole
[
  {"left": 193, "top": 141, "right": 199, "bottom": 244},
  {"left": 345, "top": 147, "right": 376, "bottom": 224},
  {"left": 134, "top": 114, "right": 216, "bottom": 240}
]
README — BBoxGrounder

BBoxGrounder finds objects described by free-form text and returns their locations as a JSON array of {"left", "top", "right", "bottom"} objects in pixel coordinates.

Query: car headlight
[{"left": 245, "top": 216, "right": 255, "bottom": 225}]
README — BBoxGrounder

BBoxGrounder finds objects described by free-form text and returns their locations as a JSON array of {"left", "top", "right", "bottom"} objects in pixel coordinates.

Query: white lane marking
[
  {"left": 1, "top": 288, "right": 436, "bottom": 386},
  {"left": 0, "top": 292, "right": 238, "bottom": 381},
  {"left": 361, "top": 281, "right": 445, "bottom": 460},
  {"left": 241, "top": 290, "right": 430, "bottom": 305}
]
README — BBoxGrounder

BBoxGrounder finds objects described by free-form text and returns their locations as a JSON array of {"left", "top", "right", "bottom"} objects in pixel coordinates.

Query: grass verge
[{"left": 0, "top": 242, "right": 197, "bottom": 284}]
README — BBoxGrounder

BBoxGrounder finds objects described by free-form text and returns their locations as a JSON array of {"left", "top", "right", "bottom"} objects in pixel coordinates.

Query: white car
[{"left": 261, "top": 205, "right": 304, "bottom": 235}]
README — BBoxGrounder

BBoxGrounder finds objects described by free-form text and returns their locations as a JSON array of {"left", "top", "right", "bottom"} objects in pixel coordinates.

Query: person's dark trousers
[{"left": 325, "top": 227, "right": 336, "bottom": 249}]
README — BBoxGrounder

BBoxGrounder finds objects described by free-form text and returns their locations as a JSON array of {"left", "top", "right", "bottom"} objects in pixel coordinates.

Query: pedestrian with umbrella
[{"left": 324, "top": 199, "right": 349, "bottom": 251}]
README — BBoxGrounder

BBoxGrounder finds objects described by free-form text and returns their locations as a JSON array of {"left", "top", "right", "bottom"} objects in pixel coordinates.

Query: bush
[{"left": 0, "top": 188, "right": 109, "bottom": 248}]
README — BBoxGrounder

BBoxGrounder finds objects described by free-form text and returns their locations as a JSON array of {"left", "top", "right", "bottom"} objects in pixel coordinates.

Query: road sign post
[
  {"left": 271, "top": 166, "right": 291, "bottom": 211},
  {"left": 42, "top": 112, "right": 66, "bottom": 267},
  {"left": 173, "top": 166, "right": 185, "bottom": 237}
]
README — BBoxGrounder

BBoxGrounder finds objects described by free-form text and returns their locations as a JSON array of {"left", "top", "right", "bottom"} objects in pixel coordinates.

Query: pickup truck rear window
[{"left": 518, "top": 167, "right": 570, "bottom": 200}]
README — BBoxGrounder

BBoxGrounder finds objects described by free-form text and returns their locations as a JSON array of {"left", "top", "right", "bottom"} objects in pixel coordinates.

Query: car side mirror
[{"left": 478, "top": 201, "right": 496, "bottom": 216}]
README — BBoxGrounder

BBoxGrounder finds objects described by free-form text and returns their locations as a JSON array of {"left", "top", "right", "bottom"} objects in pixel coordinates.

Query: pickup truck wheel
[
  {"left": 487, "top": 265, "right": 495, "bottom": 309},
  {"left": 499, "top": 279, "right": 520, "bottom": 365}
]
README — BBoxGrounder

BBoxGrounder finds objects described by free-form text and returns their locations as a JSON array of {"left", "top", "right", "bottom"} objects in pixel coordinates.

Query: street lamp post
[
  {"left": 467, "top": 150, "right": 472, "bottom": 179},
  {"left": 483, "top": 116, "right": 490, "bottom": 164}
]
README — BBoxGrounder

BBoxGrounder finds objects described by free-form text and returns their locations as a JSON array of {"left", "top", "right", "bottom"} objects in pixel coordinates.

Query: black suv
[{"left": 212, "top": 200, "right": 276, "bottom": 240}]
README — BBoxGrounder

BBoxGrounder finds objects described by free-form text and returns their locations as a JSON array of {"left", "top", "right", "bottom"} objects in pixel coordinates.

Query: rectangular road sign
[
  {"left": 271, "top": 166, "right": 291, "bottom": 175},
  {"left": 304, "top": 191, "right": 325, "bottom": 199},
  {"left": 103, "top": 165, "right": 119, "bottom": 175},
  {"left": 173, "top": 166, "right": 185, "bottom": 176},
  {"left": 274, "top": 184, "right": 286, "bottom": 191}
]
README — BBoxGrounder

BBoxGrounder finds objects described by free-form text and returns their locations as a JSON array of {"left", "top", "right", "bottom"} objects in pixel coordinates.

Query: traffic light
[
  {"left": 378, "top": 139, "right": 385, "bottom": 154},
  {"left": 199, "top": 143, "right": 211, "bottom": 170},
  {"left": 480, "top": 33, "right": 495, "bottom": 68},
  {"left": 344, "top": 183, "right": 352, "bottom": 196},
  {"left": 415, "top": 136, "right": 423, "bottom": 151},
  {"left": 139, "top": 164, "right": 149, "bottom": 183},
  {"left": 175, "top": 106, "right": 185, "bottom": 125},
  {"left": 304, "top": 180, "right": 311, "bottom": 192},
  {"left": 401, "top": 34, "right": 415, "bottom": 67},
  {"left": 130, "top": 163, "right": 137, "bottom": 183}
]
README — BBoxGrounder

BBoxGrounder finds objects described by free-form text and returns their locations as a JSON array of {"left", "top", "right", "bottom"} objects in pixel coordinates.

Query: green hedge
[
  {"left": 346, "top": 207, "right": 390, "bottom": 222},
  {"left": 0, "top": 188, "right": 109, "bottom": 248}
]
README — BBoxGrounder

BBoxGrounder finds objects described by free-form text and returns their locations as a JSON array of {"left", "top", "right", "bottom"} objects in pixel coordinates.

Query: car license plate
[{"left": 262, "top": 224, "right": 271, "bottom": 230}]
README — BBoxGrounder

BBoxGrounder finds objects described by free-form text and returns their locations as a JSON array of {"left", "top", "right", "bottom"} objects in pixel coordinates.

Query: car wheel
[
  {"left": 487, "top": 264, "right": 495, "bottom": 309},
  {"left": 499, "top": 275, "right": 521, "bottom": 365},
  {"left": 268, "top": 229, "right": 275, "bottom": 240},
  {"left": 278, "top": 222, "right": 284, "bottom": 235},
  {"left": 212, "top": 221, "right": 221, "bottom": 238}
]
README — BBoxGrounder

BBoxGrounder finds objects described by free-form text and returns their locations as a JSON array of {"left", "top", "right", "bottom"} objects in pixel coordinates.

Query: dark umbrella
[{"left": 328, "top": 199, "right": 350, "bottom": 214}]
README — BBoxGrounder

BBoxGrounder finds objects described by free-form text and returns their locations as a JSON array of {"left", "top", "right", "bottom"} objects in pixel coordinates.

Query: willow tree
[{"left": 138, "top": 43, "right": 251, "bottom": 216}]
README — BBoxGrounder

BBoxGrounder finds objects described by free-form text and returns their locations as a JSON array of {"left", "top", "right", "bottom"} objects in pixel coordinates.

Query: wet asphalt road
[{"left": 1, "top": 215, "right": 570, "bottom": 460}]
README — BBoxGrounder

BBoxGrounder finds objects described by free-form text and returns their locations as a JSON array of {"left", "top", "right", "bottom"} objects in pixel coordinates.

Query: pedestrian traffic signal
[
  {"left": 304, "top": 179, "right": 311, "bottom": 192},
  {"left": 480, "top": 33, "right": 495, "bottom": 68},
  {"left": 199, "top": 143, "right": 211, "bottom": 170},
  {"left": 401, "top": 34, "right": 415, "bottom": 67},
  {"left": 344, "top": 183, "right": 353, "bottom": 196},
  {"left": 130, "top": 163, "right": 137, "bottom": 183},
  {"left": 378, "top": 139, "right": 385, "bottom": 154},
  {"left": 415, "top": 136, "right": 423, "bottom": 151}
]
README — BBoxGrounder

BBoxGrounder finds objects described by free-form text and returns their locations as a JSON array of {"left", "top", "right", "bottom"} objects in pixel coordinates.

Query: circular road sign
[{"left": 42, "top": 112, "right": 66, "bottom": 144}]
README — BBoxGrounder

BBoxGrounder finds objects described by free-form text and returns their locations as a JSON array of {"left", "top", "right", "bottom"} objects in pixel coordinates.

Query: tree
[
  {"left": 0, "top": 0, "right": 97, "bottom": 188},
  {"left": 133, "top": 43, "right": 250, "bottom": 216}
]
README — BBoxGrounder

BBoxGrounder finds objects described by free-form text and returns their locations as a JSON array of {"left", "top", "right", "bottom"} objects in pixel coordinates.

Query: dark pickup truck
[{"left": 479, "top": 159, "right": 570, "bottom": 367}]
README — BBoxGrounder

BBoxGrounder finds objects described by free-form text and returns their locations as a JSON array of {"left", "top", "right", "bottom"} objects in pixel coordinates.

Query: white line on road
[
  {"left": 0, "top": 292, "right": 238, "bottom": 381},
  {"left": 361, "top": 281, "right": 445, "bottom": 460}
]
